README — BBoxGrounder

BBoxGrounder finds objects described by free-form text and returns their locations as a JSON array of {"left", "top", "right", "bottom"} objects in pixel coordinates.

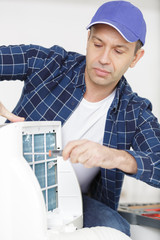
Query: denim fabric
[{"left": 83, "top": 195, "right": 130, "bottom": 237}]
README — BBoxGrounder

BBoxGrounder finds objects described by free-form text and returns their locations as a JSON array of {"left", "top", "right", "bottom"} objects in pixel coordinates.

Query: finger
[
  {"left": 0, "top": 102, "right": 25, "bottom": 122},
  {"left": 62, "top": 139, "right": 88, "bottom": 160},
  {"left": 72, "top": 148, "right": 90, "bottom": 164},
  {"left": 83, "top": 160, "right": 93, "bottom": 168},
  {"left": 4, "top": 111, "right": 25, "bottom": 122}
]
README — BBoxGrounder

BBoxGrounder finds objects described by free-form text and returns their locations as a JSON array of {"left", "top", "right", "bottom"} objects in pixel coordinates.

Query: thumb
[
  {"left": 0, "top": 102, "right": 25, "bottom": 122},
  {"left": 5, "top": 111, "right": 25, "bottom": 122}
]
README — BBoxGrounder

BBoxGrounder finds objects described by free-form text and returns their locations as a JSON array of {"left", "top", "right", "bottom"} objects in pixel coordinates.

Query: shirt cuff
[{"left": 126, "top": 150, "right": 153, "bottom": 182}]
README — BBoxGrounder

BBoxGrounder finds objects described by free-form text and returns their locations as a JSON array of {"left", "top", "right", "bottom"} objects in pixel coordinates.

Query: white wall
[{"left": 0, "top": 0, "right": 160, "bottom": 203}]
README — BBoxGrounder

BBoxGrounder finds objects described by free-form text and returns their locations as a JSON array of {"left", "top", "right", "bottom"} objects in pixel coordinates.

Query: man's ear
[
  {"left": 87, "top": 30, "right": 91, "bottom": 41},
  {"left": 130, "top": 48, "right": 145, "bottom": 68}
]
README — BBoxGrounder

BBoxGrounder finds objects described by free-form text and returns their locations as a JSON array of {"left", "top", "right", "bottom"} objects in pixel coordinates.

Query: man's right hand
[{"left": 0, "top": 102, "right": 25, "bottom": 122}]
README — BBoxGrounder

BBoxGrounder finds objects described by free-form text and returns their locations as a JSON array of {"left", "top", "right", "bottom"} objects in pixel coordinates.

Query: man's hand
[
  {"left": 0, "top": 101, "right": 25, "bottom": 122},
  {"left": 63, "top": 139, "right": 137, "bottom": 174}
]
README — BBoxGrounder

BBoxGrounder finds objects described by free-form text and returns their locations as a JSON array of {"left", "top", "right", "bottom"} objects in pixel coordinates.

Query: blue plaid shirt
[{"left": 0, "top": 44, "right": 160, "bottom": 210}]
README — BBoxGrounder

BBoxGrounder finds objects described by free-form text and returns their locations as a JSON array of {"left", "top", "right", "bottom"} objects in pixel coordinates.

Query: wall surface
[{"left": 0, "top": 0, "right": 160, "bottom": 202}]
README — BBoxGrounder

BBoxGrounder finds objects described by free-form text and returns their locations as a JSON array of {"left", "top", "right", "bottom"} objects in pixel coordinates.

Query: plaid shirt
[{"left": 0, "top": 44, "right": 160, "bottom": 210}]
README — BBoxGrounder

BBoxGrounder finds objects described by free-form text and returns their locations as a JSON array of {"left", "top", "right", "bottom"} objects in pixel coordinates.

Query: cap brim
[{"left": 86, "top": 20, "right": 139, "bottom": 43}]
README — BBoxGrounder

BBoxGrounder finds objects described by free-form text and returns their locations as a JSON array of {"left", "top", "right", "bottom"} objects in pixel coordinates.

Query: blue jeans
[{"left": 82, "top": 195, "right": 130, "bottom": 236}]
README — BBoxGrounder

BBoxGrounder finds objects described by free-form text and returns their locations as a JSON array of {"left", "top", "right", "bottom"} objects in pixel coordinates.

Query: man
[{"left": 0, "top": 1, "right": 160, "bottom": 237}]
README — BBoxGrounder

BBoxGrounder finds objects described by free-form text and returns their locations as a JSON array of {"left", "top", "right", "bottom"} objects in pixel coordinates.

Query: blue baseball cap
[{"left": 86, "top": 1, "right": 146, "bottom": 45}]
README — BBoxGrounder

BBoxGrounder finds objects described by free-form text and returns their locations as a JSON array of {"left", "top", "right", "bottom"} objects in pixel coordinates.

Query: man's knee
[{"left": 82, "top": 195, "right": 130, "bottom": 236}]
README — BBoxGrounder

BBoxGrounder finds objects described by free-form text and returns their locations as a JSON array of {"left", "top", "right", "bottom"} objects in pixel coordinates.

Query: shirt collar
[
  {"left": 75, "top": 63, "right": 86, "bottom": 88},
  {"left": 110, "top": 76, "right": 131, "bottom": 113}
]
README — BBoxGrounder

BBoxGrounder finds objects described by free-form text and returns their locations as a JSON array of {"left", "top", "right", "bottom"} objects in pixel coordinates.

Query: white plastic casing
[{"left": 0, "top": 121, "right": 83, "bottom": 240}]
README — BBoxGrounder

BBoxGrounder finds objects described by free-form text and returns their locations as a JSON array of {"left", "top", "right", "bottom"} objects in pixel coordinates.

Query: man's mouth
[{"left": 94, "top": 68, "right": 111, "bottom": 77}]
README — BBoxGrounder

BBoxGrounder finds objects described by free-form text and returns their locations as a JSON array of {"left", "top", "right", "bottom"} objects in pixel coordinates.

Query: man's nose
[{"left": 99, "top": 50, "right": 111, "bottom": 65}]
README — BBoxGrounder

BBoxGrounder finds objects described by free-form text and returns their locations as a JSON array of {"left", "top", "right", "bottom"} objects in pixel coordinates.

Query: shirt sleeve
[
  {"left": 126, "top": 106, "right": 160, "bottom": 188},
  {"left": 0, "top": 44, "right": 51, "bottom": 81}
]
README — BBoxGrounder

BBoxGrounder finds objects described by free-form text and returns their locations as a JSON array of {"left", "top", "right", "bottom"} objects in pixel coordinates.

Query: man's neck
[
  {"left": 84, "top": 68, "right": 117, "bottom": 102},
  {"left": 84, "top": 79, "right": 116, "bottom": 102}
]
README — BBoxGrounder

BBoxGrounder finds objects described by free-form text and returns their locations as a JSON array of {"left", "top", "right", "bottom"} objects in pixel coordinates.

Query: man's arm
[
  {"left": 62, "top": 139, "right": 137, "bottom": 174},
  {"left": 0, "top": 44, "right": 51, "bottom": 81},
  {"left": 63, "top": 108, "right": 160, "bottom": 189},
  {"left": 0, "top": 102, "right": 25, "bottom": 122}
]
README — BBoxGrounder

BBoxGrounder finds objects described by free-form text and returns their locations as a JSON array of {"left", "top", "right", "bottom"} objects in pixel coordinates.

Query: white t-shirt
[{"left": 62, "top": 90, "right": 115, "bottom": 193}]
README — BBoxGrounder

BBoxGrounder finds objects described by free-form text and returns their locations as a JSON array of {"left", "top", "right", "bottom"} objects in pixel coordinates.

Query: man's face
[{"left": 85, "top": 24, "right": 141, "bottom": 92}]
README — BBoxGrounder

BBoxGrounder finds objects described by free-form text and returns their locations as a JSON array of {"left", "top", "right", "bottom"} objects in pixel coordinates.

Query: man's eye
[
  {"left": 115, "top": 49, "right": 123, "bottom": 54},
  {"left": 94, "top": 43, "right": 102, "bottom": 48}
]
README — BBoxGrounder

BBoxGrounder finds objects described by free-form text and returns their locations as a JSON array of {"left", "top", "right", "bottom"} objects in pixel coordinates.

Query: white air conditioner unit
[{"left": 0, "top": 121, "right": 83, "bottom": 240}]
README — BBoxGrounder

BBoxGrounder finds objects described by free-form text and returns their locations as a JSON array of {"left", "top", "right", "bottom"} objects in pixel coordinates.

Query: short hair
[{"left": 135, "top": 40, "right": 143, "bottom": 54}]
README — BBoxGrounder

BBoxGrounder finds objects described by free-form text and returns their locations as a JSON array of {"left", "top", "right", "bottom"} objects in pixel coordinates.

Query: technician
[{"left": 0, "top": 1, "right": 160, "bottom": 237}]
